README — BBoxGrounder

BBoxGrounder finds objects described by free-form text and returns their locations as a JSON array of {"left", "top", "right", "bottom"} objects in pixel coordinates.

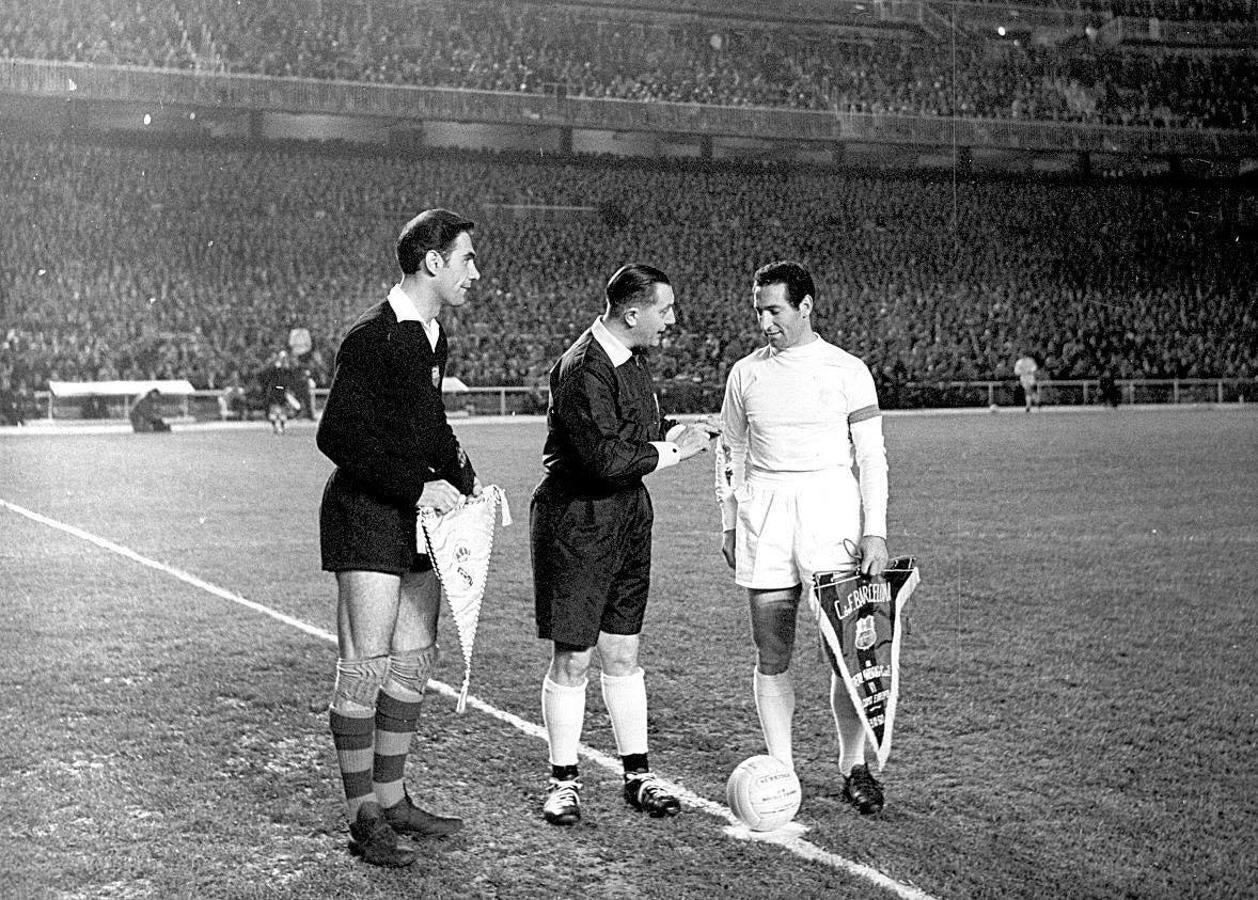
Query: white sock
[
  {"left": 754, "top": 668, "right": 796, "bottom": 769},
  {"left": 831, "top": 671, "right": 868, "bottom": 775},
  {"left": 542, "top": 675, "right": 587, "bottom": 768},
  {"left": 600, "top": 668, "right": 649, "bottom": 757}
]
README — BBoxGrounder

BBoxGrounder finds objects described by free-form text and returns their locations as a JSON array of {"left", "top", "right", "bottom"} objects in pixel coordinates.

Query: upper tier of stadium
[{"left": 1, "top": 0, "right": 1254, "bottom": 131}]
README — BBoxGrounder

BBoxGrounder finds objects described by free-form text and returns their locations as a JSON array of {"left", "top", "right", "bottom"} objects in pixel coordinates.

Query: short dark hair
[
  {"left": 606, "top": 263, "right": 671, "bottom": 316},
  {"left": 396, "top": 208, "right": 475, "bottom": 275},
  {"left": 753, "top": 260, "right": 815, "bottom": 309}
]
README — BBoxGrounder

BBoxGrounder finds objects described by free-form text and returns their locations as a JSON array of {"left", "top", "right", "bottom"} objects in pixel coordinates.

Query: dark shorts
[
  {"left": 320, "top": 469, "right": 432, "bottom": 575},
  {"left": 530, "top": 480, "right": 653, "bottom": 647}
]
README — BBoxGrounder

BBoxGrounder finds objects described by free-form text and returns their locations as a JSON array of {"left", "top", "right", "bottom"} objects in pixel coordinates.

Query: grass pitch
[{"left": 1, "top": 407, "right": 1255, "bottom": 899}]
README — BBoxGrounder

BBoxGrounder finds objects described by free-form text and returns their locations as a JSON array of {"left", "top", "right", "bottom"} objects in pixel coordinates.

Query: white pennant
[{"left": 418, "top": 485, "right": 511, "bottom": 712}]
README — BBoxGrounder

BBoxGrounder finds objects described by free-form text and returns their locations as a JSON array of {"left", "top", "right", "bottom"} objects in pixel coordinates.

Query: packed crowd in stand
[
  {"left": 2, "top": 137, "right": 1254, "bottom": 410},
  {"left": 1073, "top": 0, "right": 1254, "bottom": 21},
  {"left": 1, "top": 0, "right": 1255, "bottom": 131},
  {"left": 957, "top": 0, "right": 1255, "bottom": 22}
]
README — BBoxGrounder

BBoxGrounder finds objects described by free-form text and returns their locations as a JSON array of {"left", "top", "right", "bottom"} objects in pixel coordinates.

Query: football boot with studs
[
  {"left": 623, "top": 771, "right": 681, "bottom": 818},
  {"left": 348, "top": 810, "right": 416, "bottom": 868},
  {"left": 381, "top": 790, "right": 463, "bottom": 837},
  {"left": 842, "top": 764, "right": 885, "bottom": 815},
  {"left": 543, "top": 777, "right": 583, "bottom": 826}
]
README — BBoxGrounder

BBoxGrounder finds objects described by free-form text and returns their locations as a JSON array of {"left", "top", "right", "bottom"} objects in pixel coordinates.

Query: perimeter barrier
[{"left": 9, "top": 378, "right": 1256, "bottom": 425}]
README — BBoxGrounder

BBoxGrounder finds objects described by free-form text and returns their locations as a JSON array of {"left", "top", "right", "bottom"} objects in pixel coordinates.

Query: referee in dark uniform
[
  {"left": 531, "top": 264, "right": 718, "bottom": 826},
  {"left": 317, "top": 208, "right": 481, "bottom": 867}
]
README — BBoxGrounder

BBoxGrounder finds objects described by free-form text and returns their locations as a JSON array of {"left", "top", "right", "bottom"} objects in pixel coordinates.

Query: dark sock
[
  {"left": 373, "top": 689, "right": 422, "bottom": 809},
  {"left": 622, "top": 753, "right": 649, "bottom": 775},
  {"left": 551, "top": 764, "right": 579, "bottom": 781},
  {"left": 329, "top": 709, "right": 376, "bottom": 820}
]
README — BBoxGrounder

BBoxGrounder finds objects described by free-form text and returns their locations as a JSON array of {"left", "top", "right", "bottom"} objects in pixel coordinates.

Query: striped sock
[
  {"left": 373, "top": 687, "right": 422, "bottom": 810},
  {"left": 329, "top": 708, "right": 376, "bottom": 820}
]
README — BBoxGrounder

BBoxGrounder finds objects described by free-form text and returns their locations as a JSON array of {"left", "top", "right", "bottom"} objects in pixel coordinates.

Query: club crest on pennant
[
  {"left": 812, "top": 557, "right": 920, "bottom": 771},
  {"left": 854, "top": 615, "right": 877, "bottom": 650}
]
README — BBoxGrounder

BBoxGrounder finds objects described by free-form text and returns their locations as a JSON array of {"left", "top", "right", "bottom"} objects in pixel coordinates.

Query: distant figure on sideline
[
  {"left": 129, "top": 389, "right": 170, "bottom": 433},
  {"left": 1098, "top": 369, "right": 1121, "bottom": 408},
  {"left": 0, "top": 375, "right": 22, "bottom": 426},
  {"left": 1014, "top": 355, "right": 1040, "bottom": 412},
  {"left": 262, "top": 351, "right": 300, "bottom": 434}
]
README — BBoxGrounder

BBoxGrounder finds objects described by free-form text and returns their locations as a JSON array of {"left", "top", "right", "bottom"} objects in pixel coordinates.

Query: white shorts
[{"left": 734, "top": 469, "right": 862, "bottom": 591}]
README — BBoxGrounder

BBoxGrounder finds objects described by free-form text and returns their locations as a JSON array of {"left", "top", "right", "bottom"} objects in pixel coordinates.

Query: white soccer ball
[{"left": 726, "top": 754, "right": 802, "bottom": 832}]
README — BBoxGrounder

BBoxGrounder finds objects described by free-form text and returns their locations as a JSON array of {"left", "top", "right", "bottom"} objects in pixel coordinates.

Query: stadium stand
[
  {"left": 1040, "top": 0, "right": 1254, "bottom": 23},
  {"left": 2, "top": 1, "right": 1253, "bottom": 411},
  {"left": 950, "top": 0, "right": 1255, "bottom": 22},
  {"left": 2, "top": 136, "right": 1254, "bottom": 404},
  {"left": 1, "top": 0, "right": 1254, "bottom": 130}
]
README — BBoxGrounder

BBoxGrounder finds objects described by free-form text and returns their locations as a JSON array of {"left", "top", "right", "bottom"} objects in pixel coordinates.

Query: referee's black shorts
[
  {"left": 530, "top": 479, "right": 653, "bottom": 648},
  {"left": 320, "top": 469, "right": 433, "bottom": 575}
]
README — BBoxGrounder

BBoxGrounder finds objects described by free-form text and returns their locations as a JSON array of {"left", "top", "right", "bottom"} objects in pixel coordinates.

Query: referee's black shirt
[{"left": 540, "top": 329, "right": 669, "bottom": 498}]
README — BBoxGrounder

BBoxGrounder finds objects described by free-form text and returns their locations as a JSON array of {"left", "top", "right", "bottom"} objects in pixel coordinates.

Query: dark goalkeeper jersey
[{"left": 317, "top": 299, "right": 474, "bottom": 507}]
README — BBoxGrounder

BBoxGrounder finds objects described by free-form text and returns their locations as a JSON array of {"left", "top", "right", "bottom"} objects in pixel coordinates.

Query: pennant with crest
[
  {"left": 417, "top": 485, "right": 512, "bottom": 712},
  {"left": 813, "top": 556, "right": 920, "bottom": 771}
]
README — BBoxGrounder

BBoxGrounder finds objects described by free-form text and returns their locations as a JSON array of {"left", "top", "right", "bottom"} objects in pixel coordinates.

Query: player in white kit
[{"left": 716, "top": 260, "right": 892, "bottom": 814}]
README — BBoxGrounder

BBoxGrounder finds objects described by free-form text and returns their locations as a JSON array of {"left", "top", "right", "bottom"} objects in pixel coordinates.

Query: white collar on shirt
[
  {"left": 591, "top": 317, "right": 632, "bottom": 367},
  {"left": 388, "top": 284, "right": 440, "bottom": 350}
]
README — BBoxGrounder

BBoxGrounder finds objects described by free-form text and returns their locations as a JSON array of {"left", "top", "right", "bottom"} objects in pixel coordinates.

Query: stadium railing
[
  {"left": 15, "top": 379, "right": 1256, "bottom": 425},
  {"left": 1099, "top": 15, "right": 1258, "bottom": 47},
  {"left": 892, "top": 378, "right": 1258, "bottom": 409}
]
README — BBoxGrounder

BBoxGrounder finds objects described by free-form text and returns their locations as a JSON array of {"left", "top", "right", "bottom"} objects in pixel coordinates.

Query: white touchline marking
[
  {"left": 2, "top": 497, "right": 935, "bottom": 900},
  {"left": 0, "top": 498, "right": 337, "bottom": 644}
]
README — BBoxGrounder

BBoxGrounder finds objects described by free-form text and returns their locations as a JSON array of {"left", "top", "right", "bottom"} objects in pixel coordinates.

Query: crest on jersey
[
  {"left": 813, "top": 557, "right": 920, "bottom": 771},
  {"left": 418, "top": 486, "right": 512, "bottom": 712},
  {"left": 431, "top": 365, "right": 441, "bottom": 388}
]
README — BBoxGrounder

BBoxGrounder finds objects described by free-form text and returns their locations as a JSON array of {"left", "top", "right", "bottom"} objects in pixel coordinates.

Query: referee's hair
[
  {"left": 397, "top": 208, "right": 475, "bottom": 275},
  {"left": 753, "top": 260, "right": 815, "bottom": 309},
  {"left": 606, "top": 263, "right": 671, "bottom": 316}
]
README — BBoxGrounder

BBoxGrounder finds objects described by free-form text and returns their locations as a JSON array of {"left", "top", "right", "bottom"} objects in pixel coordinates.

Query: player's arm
[
  {"left": 427, "top": 333, "right": 479, "bottom": 497},
  {"left": 433, "top": 436, "right": 477, "bottom": 497},
  {"left": 716, "top": 369, "right": 748, "bottom": 569},
  {"left": 849, "top": 366, "right": 889, "bottom": 577}
]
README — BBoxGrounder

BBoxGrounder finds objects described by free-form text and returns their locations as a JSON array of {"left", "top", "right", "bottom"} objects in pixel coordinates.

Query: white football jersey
[{"left": 716, "top": 336, "right": 887, "bottom": 535}]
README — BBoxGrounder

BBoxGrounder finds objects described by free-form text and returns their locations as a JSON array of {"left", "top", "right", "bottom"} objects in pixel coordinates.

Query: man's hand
[
  {"left": 472, "top": 476, "right": 484, "bottom": 498},
  {"left": 857, "top": 535, "right": 889, "bottom": 577},
  {"left": 721, "top": 529, "right": 736, "bottom": 569},
  {"left": 675, "top": 423, "right": 717, "bottom": 461},
  {"left": 417, "top": 479, "right": 464, "bottom": 514},
  {"left": 698, "top": 414, "right": 723, "bottom": 437}
]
